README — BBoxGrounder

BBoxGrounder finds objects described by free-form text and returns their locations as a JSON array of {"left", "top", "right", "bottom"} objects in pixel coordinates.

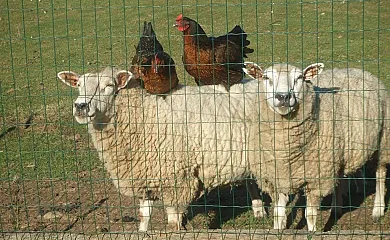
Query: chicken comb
[{"left": 176, "top": 14, "right": 183, "bottom": 21}]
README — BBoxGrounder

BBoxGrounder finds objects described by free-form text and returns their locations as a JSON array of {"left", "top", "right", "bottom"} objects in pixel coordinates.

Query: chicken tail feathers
[
  {"left": 230, "top": 25, "right": 254, "bottom": 58},
  {"left": 212, "top": 25, "right": 254, "bottom": 58},
  {"left": 243, "top": 46, "right": 255, "bottom": 58}
]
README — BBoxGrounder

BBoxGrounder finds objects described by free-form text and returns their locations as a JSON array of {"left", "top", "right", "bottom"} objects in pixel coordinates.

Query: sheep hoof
[
  {"left": 252, "top": 199, "right": 266, "bottom": 218},
  {"left": 273, "top": 216, "right": 287, "bottom": 230},
  {"left": 372, "top": 207, "right": 384, "bottom": 223},
  {"left": 253, "top": 207, "right": 266, "bottom": 218}
]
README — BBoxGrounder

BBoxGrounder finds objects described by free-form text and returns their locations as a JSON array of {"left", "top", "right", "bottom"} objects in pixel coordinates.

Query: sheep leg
[
  {"left": 305, "top": 192, "right": 320, "bottom": 232},
  {"left": 139, "top": 199, "right": 154, "bottom": 232},
  {"left": 166, "top": 207, "right": 184, "bottom": 231},
  {"left": 372, "top": 164, "right": 387, "bottom": 222},
  {"left": 273, "top": 193, "right": 288, "bottom": 230},
  {"left": 247, "top": 181, "right": 266, "bottom": 218}
]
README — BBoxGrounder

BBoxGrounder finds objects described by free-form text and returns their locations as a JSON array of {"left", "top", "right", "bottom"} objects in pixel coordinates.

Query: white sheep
[
  {"left": 57, "top": 67, "right": 267, "bottom": 232},
  {"left": 243, "top": 62, "right": 389, "bottom": 231}
]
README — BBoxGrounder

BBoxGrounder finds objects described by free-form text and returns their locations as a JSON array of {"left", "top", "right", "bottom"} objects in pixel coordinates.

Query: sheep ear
[
  {"left": 303, "top": 63, "right": 324, "bottom": 81},
  {"left": 115, "top": 70, "right": 133, "bottom": 90},
  {"left": 243, "top": 62, "right": 263, "bottom": 80},
  {"left": 57, "top": 71, "right": 80, "bottom": 88}
]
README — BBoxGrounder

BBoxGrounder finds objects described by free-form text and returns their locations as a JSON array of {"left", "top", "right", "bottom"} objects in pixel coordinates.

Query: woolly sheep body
[
  {"left": 314, "top": 68, "right": 390, "bottom": 221},
  {"left": 244, "top": 64, "right": 389, "bottom": 231},
  {"left": 57, "top": 68, "right": 266, "bottom": 231},
  {"left": 315, "top": 68, "right": 388, "bottom": 173},
  {"left": 94, "top": 82, "right": 261, "bottom": 202}
]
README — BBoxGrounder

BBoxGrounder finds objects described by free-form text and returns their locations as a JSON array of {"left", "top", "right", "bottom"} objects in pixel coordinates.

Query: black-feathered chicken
[{"left": 131, "top": 22, "right": 179, "bottom": 94}]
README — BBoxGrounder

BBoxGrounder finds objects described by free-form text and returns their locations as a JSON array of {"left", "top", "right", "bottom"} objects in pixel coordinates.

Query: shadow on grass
[
  {"left": 0, "top": 126, "right": 16, "bottom": 139},
  {"left": 186, "top": 180, "right": 271, "bottom": 229},
  {"left": 183, "top": 152, "right": 390, "bottom": 231},
  {"left": 320, "top": 152, "right": 390, "bottom": 232}
]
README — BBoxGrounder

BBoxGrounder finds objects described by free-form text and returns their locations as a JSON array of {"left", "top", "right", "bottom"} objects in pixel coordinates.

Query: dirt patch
[
  {"left": 1, "top": 166, "right": 389, "bottom": 234},
  {"left": 2, "top": 230, "right": 390, "bottom": 240},
  {"left": 0, "top": 169, "right": 139, "bottom": 233}
]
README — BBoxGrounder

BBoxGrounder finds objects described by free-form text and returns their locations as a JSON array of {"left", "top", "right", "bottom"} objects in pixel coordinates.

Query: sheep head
[
  {"left": 243, "top": 62, "right": 324, "bottom": 116},
  {"left": 57, "top": 67, "right": 133, "bottom": 124}
]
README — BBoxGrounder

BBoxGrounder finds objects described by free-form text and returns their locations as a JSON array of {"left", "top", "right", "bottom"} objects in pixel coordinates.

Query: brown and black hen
[
  {"left": 174, "top": 14, "right": 254, "bottom": 89},
  {"left": 131, "top": 21, "right": 179, "bottom": 94}
]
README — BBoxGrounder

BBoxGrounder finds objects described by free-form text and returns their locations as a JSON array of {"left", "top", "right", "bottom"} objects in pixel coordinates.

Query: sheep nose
[
  {"left": 74, "top": 102, "right": 88, "bottom": 111},
  {"left": 275, "top": 92, "right": 292, "bottom": 104}
]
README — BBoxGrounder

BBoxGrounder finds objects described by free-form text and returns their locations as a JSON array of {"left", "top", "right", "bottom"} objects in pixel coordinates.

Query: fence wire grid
[{"left": 1, "top": 0, "right": 390, "bottom": 239}]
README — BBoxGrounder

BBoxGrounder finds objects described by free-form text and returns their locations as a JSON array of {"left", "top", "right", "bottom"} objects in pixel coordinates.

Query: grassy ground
[{"left": 0, "top": 0, "right": 390, "bottom": 234}]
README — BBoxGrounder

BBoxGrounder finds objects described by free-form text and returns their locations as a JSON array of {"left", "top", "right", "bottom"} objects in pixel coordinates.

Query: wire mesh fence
[{"left": 1, "top": 0, "right": 390, "bottom": 238}]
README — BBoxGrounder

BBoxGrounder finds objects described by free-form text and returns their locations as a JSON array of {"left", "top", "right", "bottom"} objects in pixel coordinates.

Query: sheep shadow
[
  {"left": 322, "top": 162, "right": 390, "bottom": 231},
  {"left": 184, "top": 154, "right": 390, "bottom": 231},
  {"left": 186, "top": 180, "right": 271, "bottom": 229},
  {"left": 287, "top": 152, "right": 390, "bottom": 232}
]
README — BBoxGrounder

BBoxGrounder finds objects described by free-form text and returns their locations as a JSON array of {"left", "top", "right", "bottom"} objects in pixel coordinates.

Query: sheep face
[
  {"left": 243, "top": 62, "right": 324, "bottom": 116},
  {"left": 57, "top": 67, "right": 133, "bottom": 124}
]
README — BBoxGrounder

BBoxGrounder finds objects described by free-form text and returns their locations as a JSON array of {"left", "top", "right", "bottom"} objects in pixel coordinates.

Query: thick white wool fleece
[{"left": 88, "top": 80, "right": 264, "bottom": 210}]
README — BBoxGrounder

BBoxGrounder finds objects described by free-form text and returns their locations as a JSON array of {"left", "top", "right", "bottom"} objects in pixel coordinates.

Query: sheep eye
[{"left": 106, "top": 84, "right": 114, "bottom": 88}]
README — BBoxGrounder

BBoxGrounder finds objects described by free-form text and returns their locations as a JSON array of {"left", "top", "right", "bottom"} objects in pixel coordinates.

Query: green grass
[{"left": 0, "top": 0, "right": 389, "bottom": 225}]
